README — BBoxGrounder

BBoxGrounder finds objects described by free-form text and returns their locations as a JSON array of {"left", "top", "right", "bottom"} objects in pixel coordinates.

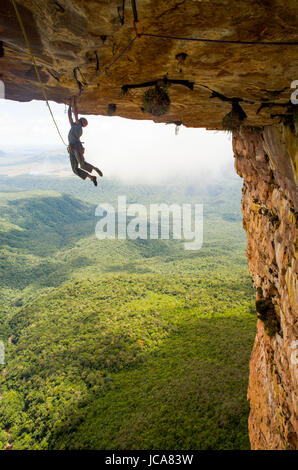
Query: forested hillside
[{"left": 0, "top": 176, "right": 256, "bottom": 450}]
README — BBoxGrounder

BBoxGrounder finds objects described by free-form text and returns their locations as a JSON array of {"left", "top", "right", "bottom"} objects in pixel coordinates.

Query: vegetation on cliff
[{"left": 0, "top": 176, "right": 256, "bottom": 450}]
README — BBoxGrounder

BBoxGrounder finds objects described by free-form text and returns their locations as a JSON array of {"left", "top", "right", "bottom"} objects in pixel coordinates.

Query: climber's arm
[
  {"left": 68, "top": 103, "right": 73, "bottom": 125},
  {"left": 72, "top": 96, "right": 79, "bottom": 124}
]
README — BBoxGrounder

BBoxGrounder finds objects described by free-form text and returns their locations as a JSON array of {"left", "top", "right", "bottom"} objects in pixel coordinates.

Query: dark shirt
[{"left": 68, "top": 122, "right": 83, "bottom": 145}]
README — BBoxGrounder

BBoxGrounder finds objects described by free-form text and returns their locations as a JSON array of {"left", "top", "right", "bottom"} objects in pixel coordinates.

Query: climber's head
[{"left": 80, "top": 117, "right": 88, "bottom": 127}]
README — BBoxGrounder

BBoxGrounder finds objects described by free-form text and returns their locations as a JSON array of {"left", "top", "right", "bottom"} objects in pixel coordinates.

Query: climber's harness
[{"left": 67, "top": 141, "right": 85, "bottom": 155}]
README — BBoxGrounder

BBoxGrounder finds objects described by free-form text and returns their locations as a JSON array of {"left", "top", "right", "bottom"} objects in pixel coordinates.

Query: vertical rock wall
[{"left": 233, "top": 125, "right": 297, "bottom": 449}]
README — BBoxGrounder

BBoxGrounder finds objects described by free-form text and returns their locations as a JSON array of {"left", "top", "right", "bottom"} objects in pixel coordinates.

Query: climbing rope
[
  {"left": 140, "top": 32, "right": 298, "bottom": 46},
  {"left": 98, "top": 36, "right": 138, "bottom": 76},
  {"left": 10, "top": 0, "right": 137, "bottom": 140},
  {"left": 76, "top": 35, "right": 138, "bottom": 100},
  {"left": 11, "top": 0, "right": 68, "bottom": 147},
  {"left": 10, "top": 0, "right": 298, "bottom": 137},
  {"left": 132, "top": 0, "right": 298, "bottom": 46}
]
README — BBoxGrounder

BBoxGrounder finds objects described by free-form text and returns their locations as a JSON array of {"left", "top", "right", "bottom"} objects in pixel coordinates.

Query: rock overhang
[{"left": 0, "top": 0, "right": 297, "bottom": 129}]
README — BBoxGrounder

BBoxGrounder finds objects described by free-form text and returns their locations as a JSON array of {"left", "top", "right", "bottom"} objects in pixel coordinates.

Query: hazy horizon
[{"left": 0, "top": 99, "right": 236, "bottom": 185}]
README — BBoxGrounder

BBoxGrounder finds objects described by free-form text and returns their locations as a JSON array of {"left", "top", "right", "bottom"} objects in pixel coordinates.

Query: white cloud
[{"left": 0, "top": 99, "right": 234, "bottom": 184}]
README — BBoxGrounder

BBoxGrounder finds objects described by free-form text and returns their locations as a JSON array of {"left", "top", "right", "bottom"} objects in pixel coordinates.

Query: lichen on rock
[{"left": 233, "top": 123, "right": 298, "bottom": 450}]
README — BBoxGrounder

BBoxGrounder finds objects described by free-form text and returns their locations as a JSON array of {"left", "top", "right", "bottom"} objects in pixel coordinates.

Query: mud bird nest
[
  {"left": 222, "top": 101, "right": 247, "bottom": 131},
  {"left": 142, "top": 84, "right": 171, "bottom": 116}
]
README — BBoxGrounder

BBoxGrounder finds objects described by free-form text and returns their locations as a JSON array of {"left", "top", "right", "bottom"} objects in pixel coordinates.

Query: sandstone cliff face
[
  {"left": 233, "top": 125, "right": 298, "bottom": 449},
  {"left": 0, "top": 0, "right": 297, "bottom": 450},
  {"left": 0, "top": 0, "right": 297, "bottom": 128}
]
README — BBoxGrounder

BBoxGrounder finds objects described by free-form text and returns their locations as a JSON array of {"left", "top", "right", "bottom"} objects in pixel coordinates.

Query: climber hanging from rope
[{"left": 68, "top": 97, "right": 103, "bottom": 186}]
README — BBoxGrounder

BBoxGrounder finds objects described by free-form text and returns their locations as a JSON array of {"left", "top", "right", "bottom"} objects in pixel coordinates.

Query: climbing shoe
[{"left": 95, "top": 168, "right": 103, "bottom": 177}]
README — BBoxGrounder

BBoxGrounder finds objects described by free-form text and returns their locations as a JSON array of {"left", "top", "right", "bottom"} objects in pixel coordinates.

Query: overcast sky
[{"left": 0, "top": 98, "right": 235, "bottom": 184}]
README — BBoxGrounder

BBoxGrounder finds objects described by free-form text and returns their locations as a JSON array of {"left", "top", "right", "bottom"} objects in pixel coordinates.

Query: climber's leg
[
  {"left": 69, "top": 148, "right": 88, "bottom": 180},
  {"left": 75, "top": 145, "right": 103, "bottom": 177},
  {"left": 68, "top": 145, "right": 99, "bottom": 186},
  {"left": 94, "top": 167, "right": 103, "bottom": 177},
  {"left": 80, "top": 155, "right": 102, "bottom": 177}
]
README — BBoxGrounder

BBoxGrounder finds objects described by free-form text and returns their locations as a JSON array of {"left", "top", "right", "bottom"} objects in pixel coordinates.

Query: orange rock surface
[
  {"left": 234, "top": 125, "right": 297, "bottom": 449},
  {"left": 0, "top": 0, "right": 297, "bottom": 449},
  {"left": 0, "top": 0, "right": 297, "bottom": 128}
]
